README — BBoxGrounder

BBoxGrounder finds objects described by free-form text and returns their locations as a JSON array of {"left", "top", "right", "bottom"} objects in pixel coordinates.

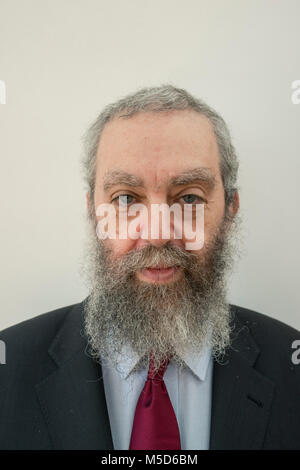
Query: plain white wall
[{"left": 0, "top": 0, "right": 299, "bottom": 331}]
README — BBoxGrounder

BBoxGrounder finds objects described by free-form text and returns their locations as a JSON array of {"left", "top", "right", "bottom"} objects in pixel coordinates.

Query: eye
[
  {"left": 180, "top": 194, "right": 205, "bottom": 205},
  {"left": 112, "top": 194, "right": 135, "bottom": 207}
]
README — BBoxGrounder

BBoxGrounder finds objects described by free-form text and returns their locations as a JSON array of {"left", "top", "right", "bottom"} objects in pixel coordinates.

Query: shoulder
[
  {"left": 231, "top": 303, "right": 299, "bottom": 345},
  {"left": 0, "top": 302, "right": 81, "bottom": 367},
  {"left": 230, "top": 304, "right": 300, "bottom": 377}
]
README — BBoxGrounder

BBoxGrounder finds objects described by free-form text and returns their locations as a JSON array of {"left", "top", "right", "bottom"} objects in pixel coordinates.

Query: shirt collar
[
  {"left": 111, "top": 337, "right": 212, "bottom": 382},
  {"left": 179, "top": 343, "right": 212, "bottom": 381}
]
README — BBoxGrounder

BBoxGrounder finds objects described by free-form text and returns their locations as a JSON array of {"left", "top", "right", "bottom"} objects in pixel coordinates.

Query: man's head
[{"left": 81, "top": 85, "right": 240, "bottom": 374}]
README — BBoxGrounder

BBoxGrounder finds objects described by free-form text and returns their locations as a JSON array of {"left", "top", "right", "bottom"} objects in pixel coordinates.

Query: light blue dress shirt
[{"left": 101, "top": 341, "right": 213, "bottom": 450}]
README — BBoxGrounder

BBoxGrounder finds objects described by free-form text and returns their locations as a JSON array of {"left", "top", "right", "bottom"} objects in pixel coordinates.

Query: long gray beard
[{"left": 81, "top": 213, "right": 240, "bottom": 376}]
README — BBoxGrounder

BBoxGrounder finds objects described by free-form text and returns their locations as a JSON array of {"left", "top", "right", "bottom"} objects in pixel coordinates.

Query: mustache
[{"left": 104, "top": 241, "right": 200, "bottom": 274}]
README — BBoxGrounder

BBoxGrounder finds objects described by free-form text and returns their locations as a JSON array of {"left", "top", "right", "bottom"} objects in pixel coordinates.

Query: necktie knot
[{"left": 147, "top": 351, "right": 170, "bottom": 381}]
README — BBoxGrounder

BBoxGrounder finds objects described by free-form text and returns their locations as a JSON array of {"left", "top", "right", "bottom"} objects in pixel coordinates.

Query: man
[{"left": 0, "top": 85, "right": 299, "bottom": 450}]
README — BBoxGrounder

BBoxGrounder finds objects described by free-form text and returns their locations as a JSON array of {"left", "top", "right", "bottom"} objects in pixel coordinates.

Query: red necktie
[{"left": 129, "top": 351, "right": 181, "bottom": 450}]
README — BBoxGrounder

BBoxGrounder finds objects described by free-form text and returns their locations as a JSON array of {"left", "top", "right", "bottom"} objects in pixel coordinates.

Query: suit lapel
[
  {"left": 209, "top": 307, "right": 275, "bottom": 449},
  {"left": 35, "top": 301, "right": 114, "bottom": 450}
]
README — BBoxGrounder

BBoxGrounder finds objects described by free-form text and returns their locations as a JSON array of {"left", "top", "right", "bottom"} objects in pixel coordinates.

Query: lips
[
  {"left": 139, "top": 265, "right": 180, "bottom": 282},
  {"left": 147, "top": 265, "right": 174, "bottom": 270}
]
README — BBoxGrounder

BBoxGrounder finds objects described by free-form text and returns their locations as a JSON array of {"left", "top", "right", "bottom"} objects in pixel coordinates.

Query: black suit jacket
[{"left": 0, "top": 299, "right": 299, "bottom": 450}]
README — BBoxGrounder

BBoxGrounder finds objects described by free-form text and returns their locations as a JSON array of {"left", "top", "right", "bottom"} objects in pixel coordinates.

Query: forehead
[{"left": 96, "top": 109, "right": 221, "bottom": 184}]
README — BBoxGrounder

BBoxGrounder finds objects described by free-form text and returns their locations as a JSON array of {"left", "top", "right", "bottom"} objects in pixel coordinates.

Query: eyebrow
[
  {"left": 169, "top": 167, "right": 216, "bottom": 189},
  {"left": 103, "top": 167, "right": 216, "bottom": 192},
  {"left": 103, "top": 170, "right": 144, "bottom": 192}
]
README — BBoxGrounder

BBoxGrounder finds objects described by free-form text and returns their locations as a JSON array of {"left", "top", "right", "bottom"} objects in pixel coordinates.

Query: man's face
[
  {"left": 90, "top": 109, "right": 228, "bottom": 281},
  {"left": 83, "top": 109, "right": 239, "bottom": 373}
]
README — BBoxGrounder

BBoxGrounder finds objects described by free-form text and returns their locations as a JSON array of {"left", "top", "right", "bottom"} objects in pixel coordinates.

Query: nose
[{"left": 134, "top": 203, "right": 184, "bottom": 250}]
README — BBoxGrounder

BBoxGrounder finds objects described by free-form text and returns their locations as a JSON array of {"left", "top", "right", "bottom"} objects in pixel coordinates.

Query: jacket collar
[
  {"left": 35, "top": 298, "right": 114, "bottom": 450},
  {"left": 209, "top": 305, "right": 275, "bottom": 449}
]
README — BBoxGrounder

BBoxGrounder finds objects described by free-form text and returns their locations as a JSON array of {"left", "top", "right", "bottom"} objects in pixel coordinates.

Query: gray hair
[{"left": 82, "top": 84, "right": 239, "bottom": 214}]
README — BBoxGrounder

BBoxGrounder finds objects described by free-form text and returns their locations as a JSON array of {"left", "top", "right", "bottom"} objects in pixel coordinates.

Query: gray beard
[{"left": 81, "top": 213, "right": 240, "bottom": 376}]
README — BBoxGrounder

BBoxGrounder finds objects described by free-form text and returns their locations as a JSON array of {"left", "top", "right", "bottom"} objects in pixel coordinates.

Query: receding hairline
[
  {"left": 95, "top": 108, "right": 218, "bottom": 165},
  {"left": 98, "top": 107, "right": 214, "bottom": 137}
]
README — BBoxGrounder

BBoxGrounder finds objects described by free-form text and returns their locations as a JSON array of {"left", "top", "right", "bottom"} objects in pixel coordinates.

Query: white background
[{"left": 0, "top": 0, "right": 299, "bottom": 330}]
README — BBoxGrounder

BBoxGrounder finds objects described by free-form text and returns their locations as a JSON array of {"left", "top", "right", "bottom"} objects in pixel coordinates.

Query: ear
[
  {"left": 86, "top": 191, "right": 91, "bottom": 212},
  {"left": 229, "top": 190, "right": 239, "bottom": 217},
  {"left": 225, "top": 190, "right": 240, "bottom": 225}
]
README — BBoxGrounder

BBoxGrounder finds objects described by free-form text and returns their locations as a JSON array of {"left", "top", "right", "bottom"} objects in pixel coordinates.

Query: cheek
[
  {"left": 105, "top": 238, "right": 137, "bottom": 259},
  {"left": 203, "top": 205, "right": 226, "bottom": 250},
  {"left": 181, "top": 201, "right": 225, "bottom": 253}
]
